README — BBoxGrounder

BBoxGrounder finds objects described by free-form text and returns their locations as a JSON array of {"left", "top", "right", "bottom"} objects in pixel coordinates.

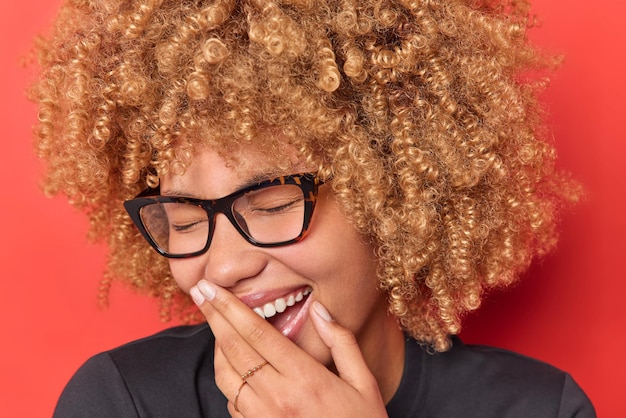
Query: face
[{"left": 162, "top": 145, "right": 398, "bottom": 367}]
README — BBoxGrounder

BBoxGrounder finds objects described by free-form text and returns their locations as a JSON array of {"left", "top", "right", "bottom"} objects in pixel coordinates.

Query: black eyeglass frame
[{"left": 123, "top": 173, "right": 322, "bottom": 259}]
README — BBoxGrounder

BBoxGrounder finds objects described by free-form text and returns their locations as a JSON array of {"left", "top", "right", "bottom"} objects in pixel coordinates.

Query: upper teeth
[{"left": 253, "top": 287, "right": 311, "bottom": 319}]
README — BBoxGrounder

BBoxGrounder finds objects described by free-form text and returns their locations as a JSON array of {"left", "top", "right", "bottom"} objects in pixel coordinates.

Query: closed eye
[
  {"left": 171, "top": 219, "right": 207, "bottom": 232},
  {"left": 254, "top": 197, "right": 303, "bottom": 214}
]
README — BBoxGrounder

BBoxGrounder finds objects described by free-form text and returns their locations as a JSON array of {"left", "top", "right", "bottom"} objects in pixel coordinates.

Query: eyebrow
[{"left": 160, "top": 169, "right": 286, "bottom": 199}]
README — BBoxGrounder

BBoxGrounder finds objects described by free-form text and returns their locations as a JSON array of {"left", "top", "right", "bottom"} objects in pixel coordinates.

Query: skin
[{"left": 163, "top": 145, "right": 405, "bottom": 416}]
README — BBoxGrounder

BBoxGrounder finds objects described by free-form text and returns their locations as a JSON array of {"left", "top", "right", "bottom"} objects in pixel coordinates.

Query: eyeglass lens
[{"left": 139, "top": 183, "right": 306, "bottom": 256}]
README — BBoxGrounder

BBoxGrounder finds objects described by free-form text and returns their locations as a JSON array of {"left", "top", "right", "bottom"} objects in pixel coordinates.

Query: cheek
[
  {"left": 315, "top": 212, "right": 382, "bottom": 315},
  {"left": 298, "top": 206, "right": 380, "bottom": 299},
  {"left": 168, "top": 259, "right": 204, "bottom": 293}
]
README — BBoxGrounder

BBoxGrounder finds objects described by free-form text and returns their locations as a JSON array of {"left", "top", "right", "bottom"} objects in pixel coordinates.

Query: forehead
[
  {"left": 221, "top": 145, "right": 296, "bottom": 172},
  {"left": 161, "top": 140, "right": 309, "bottom": 198}
]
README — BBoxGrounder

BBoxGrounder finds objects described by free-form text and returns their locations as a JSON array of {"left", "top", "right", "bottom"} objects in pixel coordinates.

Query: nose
[{"left": 200, "top": 212, "right": 267, "bottom": 288}]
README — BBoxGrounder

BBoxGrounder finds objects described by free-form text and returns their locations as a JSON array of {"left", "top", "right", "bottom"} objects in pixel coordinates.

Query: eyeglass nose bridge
[{"left": 198, "top": 197, "right": 254, "bottom": 254}]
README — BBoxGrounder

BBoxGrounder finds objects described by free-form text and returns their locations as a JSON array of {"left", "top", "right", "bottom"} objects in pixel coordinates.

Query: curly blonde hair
[{"left": 32, "top": 0, "right": 579, "bottom": 351}]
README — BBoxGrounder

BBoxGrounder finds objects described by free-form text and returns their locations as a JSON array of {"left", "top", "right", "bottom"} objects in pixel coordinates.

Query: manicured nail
[
  {"left": 197, "top": 280, "right": 217, "bottom": 301},
  {"left": 313, "top": 300, "right": 333, "bottom": 322},
  {"left": 189, "top": 286, "right": 205, "bottom": 306}
]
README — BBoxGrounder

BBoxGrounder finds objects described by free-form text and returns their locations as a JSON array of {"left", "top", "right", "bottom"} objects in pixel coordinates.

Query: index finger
[{"left": 191, "top": 279, "right": 317, "bottom": 373}]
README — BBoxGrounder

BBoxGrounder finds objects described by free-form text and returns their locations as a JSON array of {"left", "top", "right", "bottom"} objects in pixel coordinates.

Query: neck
[{"left": 358, "top": 307, "right": 406, "bottom": 404}]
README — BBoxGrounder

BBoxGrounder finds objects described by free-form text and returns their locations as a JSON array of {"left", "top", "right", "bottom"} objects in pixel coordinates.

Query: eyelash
[
  {"left": 254, "top": 197, "right": 303, "bottom": 213},
  {"left": 171, "top": 219, "right": 205, "bottom": 232}
]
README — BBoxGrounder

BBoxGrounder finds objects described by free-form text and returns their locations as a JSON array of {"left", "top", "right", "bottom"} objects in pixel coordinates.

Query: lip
[
  {"left": 237, "top": 285, "right": 313, "bottom": 341},
  {"left": 273, "top": 290, "right": 313, "bottom": 340}
]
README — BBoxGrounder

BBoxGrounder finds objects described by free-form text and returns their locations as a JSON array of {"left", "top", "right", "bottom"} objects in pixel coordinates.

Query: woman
[{"left": 33, "top": 0, "right": 595, "bottom": 416}]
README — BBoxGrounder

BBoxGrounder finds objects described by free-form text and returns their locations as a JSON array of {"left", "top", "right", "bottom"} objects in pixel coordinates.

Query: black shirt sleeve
[
  {"left": 558, "top": 373, "right": 596, "bottom": 418},
  {"left": 52, "top": 325, "right": 226, "bottom": 418},
  {"left": 387, "top": 336, "right": 596, "bottom": 418},
  {"left": 53, "top": 353, "right": 140, "bottom": 418}
]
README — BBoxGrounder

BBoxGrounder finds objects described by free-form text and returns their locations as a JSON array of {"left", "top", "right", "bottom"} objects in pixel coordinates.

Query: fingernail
[
  {"left": 197, "top": 280, "right": 217, "bottom": 301},
  {"left": 189, "top": 286, "right": 205, "bottom": 306},
  {"left": 313, "top": 301, "right": 333, "bottom": 322}
]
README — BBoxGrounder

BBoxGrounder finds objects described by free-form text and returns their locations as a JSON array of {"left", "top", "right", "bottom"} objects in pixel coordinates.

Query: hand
[{"left": 190, "top": 280, "right": 389, "bottom": 418}]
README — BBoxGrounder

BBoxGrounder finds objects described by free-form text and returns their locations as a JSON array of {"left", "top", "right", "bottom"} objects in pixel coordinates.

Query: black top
[{"left": 53, "top": 324, "right": 595, "bottom": 417}]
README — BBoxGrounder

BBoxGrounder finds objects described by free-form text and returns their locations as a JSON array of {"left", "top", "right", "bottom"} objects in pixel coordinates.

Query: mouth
[{"left": 251, "top": 286, "right": 313, "bottom": 339}]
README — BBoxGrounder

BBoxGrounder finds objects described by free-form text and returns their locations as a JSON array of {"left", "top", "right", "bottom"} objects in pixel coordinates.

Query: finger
[
  {"left": 215, "top": 345, "right": 267, "bottom": 417},
  {"left": 192, "top": 283, "right": 271, "bottom": 373},
  {"left": 309, "top": 300, "right": 379, "bottom": 392},
  {"left": 190, "top": 289, "right": 265, "bottom": 378},
  {"left": 213, "top": 344, "right": 242, "bottom": 399},
  {"left": 192, "top": 280, "right": 315, "bottom": 373},
  {"left": 231, "top": 380, "right": 251, "bottom": 416},
  {"left": 214, "top": 343, "right": 271, "bottom": 395},
  {"left": 193, "top": 282, "right": 294, "bottom": 416}
]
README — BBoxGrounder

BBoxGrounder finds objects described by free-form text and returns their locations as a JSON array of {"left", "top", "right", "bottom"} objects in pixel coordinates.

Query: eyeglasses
[{"left": 124, "top": 173, "right": 322, "bottom": 258}]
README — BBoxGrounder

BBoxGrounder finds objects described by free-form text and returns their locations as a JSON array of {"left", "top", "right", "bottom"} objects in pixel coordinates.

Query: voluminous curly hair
[{"left": 32, "top": 0, "right": 579, "bottom": 351}]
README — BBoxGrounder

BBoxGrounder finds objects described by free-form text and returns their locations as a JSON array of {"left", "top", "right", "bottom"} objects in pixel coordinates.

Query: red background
[{"left": 1, "top": 1, "right": 624, "bottom": 416}]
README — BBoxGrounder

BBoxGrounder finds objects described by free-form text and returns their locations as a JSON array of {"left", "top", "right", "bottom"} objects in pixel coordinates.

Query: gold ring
[
  {"left": 240, "top": 360, "right": 269, "bottom": 380},
  {"left": 234, "top": 380, "right": 247, "bottom": 412}
]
